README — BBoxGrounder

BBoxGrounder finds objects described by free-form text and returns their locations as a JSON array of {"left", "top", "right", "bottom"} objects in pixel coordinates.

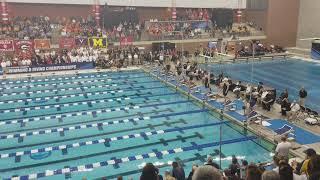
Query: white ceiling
[{"left": 6, "top": 0, "right": 246, "bottom": 9}]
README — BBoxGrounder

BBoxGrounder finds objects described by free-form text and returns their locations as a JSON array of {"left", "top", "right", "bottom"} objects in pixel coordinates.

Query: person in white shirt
[
  {"left": 288, "top": 101, "right": 301, "bottom": 122},
  {"left": 93, "top": 50, "right": 98, "bottom": 56},
  {"left": 81, "top": 55, "right": 87, "bottom": 63},
  {"left": 128, "top": 53, "right": 132, "bottom": 66},
  {"left": 134, "top": 53, "right": 139, "bottom": 65},
  {"left": 135, "top": 24, "right": 140, "bottom": 31},
  {"left": 1, "top": 60, "right": 7, "bottom": 68},
  {"left": 78, "top": 54, "right": 84, "bottom": 62},
  {"left": 94, "top": 54, "right": 98, "bottom": 62},
  {"left": 6, "top": 60, "right": 11, "bottom": 67},
  {"left": 75, "top": 55, "right": 80, "bottom": 63},
  {"left": 69, "top": 55, "right": 74, "bottom": 63},
  {"left": 51, "top": 50, "right": 56, "bottom": 56},
  {"left": 222, "top": 77, "right": 229, "bottom": 84},
  {"left": 1, "top": 60, "right": 7, "bottom": 75},
  {"left": 159, "top": 53, "right": 164, "bottom": 64},
  {"left": 190, "top": 31, "right": 195, "bottom": 37},
  {"left": 233, "top": 81, "right": 242, "bottom": 98},
  {"left": 117, "top": 26, "right": 122, "bottom": 34},
  {"left": 120, "top": 53, "right": 124, "bottom": 61},
  {"left": 275, "top": 136, "right": 291, "bottom": 158},
  {"left": 257, "top": 90, "right": 269, "bottom": 104},
  {"left": 88, "top": 55, "right": 93, "bottom": 62},
  {"left": 26, "top": 59, "right": 32, "bottom": 66},
  {"left": 243, "top": 84, "right": 252, "bottom": 98},
  {"left": 186, "top": 64, "right": 191, "bottom": 72},
  {"left": 84, "top": 55, "right": 89, "bottom": 62}
]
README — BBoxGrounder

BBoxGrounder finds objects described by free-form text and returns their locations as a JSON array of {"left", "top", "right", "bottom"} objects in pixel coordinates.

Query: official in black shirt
[{"left": 299, "top": 87, "right": 307, "bottom": 107}]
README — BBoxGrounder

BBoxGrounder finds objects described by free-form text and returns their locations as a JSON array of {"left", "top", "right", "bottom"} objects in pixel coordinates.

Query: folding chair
[
  {"left": 274, "top": 124, "right": 294, "bottom": 136},
  {"left": 224, "top": 100, "right": 237, "bottom": 111},
  {"left": 246, "top": 111, "right": 262, "bottom": 123}
]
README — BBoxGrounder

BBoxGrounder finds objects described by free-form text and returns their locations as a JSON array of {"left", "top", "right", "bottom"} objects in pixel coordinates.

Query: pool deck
[
  {"left": 225, "top": 92, "right": 320, "bottom": 157},
  {"left": 143, "top": 62, "right": 320, "bottom": 160},
  {"left": 253, "top": 105, "right": 320, "bottom": 155}
]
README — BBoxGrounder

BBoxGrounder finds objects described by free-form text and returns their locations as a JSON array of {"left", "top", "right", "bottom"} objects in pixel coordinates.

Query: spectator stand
[
  {"left": 197, "top": 53, "right": 234, "bottom": 64},
  {"left": 233, "top": 53, "right": 289, "bottom": 62},
  {"left": 145, "top": 19, "right": 212, "bottom": 41}
]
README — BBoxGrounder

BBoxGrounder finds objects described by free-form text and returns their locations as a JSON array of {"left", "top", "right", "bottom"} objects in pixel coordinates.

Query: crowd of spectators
[
  {"left": 146, "top": 8, "right": 212, "bottom": 40},
  {"left": 146, "top": 20, "right": 210, "bottom": 40},
  {"left": 0, "top": 9, "right": 265, "bottom": 43},
  {"left": 107, "top": 21, "right": 143, "bottom": 41},
  {"left": 95, "top": 46, "right": 143, "bottom": 68},
  {"left": 178, "top": 8, "right": 211, "bottom": 21},
  {"left": 59, "top": 16, "right": 101, "bottom": 38},
  {"left": 1, "top": 45, "right": 180, "bottom": 69},
  {"left": 134, "top": 147, "right": 320, "bottom": 180},
  {"left": 231, "top": 25, "right": 250, "bottom": 37},
  {"left": 0, "top": 16, "right": 53, "bottom": 39},
  {"left": 237, "top": 42, "right": 286, "bottom": 57},
  {"left": 96, "top": 47, "right": 185, "bottom": 68},
  {"left": 0, "top": 47, "right": 99, "bottom": 68},
  {"left": 60, "top": 17, "right": 143, "bottom": 41},
  {"left": 0, "top": 15, "right": 145, "bottom": 42}
]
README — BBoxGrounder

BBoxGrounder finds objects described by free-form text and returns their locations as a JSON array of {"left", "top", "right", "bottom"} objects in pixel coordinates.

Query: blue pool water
[
  {"left": 202, "top": 59, "right": 320, "bottom": 112},
  {"left": 0, "top": 70, "right": 274, "bottom": 180}
]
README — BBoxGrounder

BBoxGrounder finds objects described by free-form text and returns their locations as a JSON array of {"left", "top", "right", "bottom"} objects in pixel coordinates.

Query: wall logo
[
  {"left": 89, "top": 37, "right": 107, "bottom": 48},
  {"left": 14, "top": 40, "right": 34, "bottom": 52},
  {"left": 0, "top": 40, "right": 14, "bottom": 51}
]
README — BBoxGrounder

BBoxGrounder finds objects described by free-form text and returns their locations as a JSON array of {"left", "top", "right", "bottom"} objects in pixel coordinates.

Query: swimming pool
[
  {"left": 202, "top": 58, "right": 320, "bottom": 112},
  {"left": 0, "top": 70, "right": 273, "bottom": 180}
]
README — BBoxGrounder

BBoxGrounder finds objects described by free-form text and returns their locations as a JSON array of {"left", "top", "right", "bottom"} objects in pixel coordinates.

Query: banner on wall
[
  {"left": 34, "top": 39, "right": 51, "bottom": 49},
  {"left": 0, "top": 40, "right": 14, "bottom": 51},
  {"left": 75, "top": 37, "right": 88, "bottom": 47},
  {"left": 14, "top": 40, "right": 34, "bottom": 53},
  {"left": 120, "top": 36, "right": 133, "bottom": 47},
  {"left": 88, "top": 37, "right": 107, "bottom": 48},
  {"left": 59, "top": 37, "right": 75, "bottom": 49},
  {"left": 5, "top": 62, "right": 95, "bottom": 74}
]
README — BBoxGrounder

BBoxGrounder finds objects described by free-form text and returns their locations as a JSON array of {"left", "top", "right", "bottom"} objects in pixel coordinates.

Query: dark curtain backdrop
[
  {"left": 211, "top": 8, "right": 233, "bottom": 28},
  {"left": 103, "top": 6, "right": 139, "bottom": 29},
  {"left": 152, "top": 42, "right": 175, "bottom": 52}
]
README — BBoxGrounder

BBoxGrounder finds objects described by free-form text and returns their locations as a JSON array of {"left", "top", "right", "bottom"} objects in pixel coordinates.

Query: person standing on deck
[
  {"left": 275, "top": 136, "right": 291, "bottom": 159},
  {"left": 1, "top": 60, "right": 7, "bottom": 76},
  {"left": 299, "top": 87, "right": 307, "bottom": 107}
]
